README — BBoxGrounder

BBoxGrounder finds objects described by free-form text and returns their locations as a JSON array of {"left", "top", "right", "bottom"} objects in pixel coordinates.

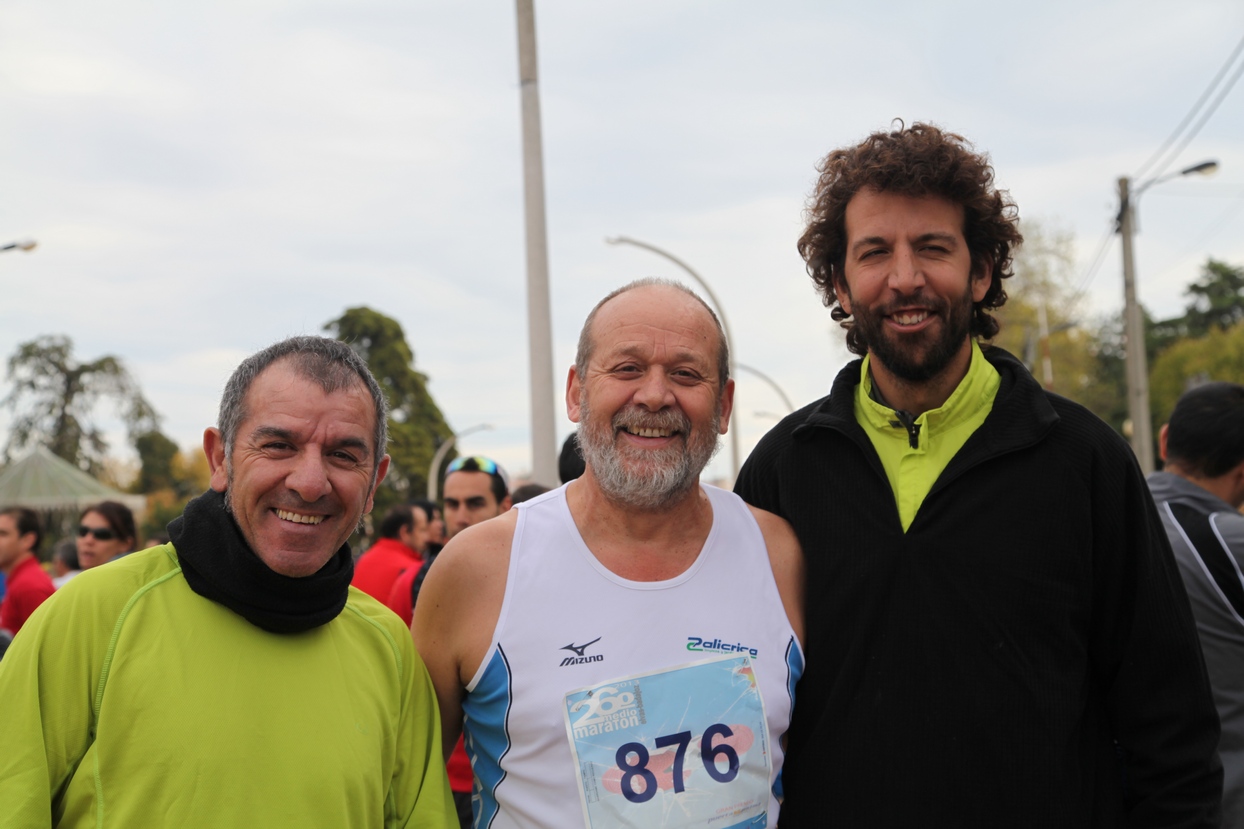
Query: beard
[
  {"left": 577, "top": 399, "right": 721, "bottom": 511},
  {"left": 850, "top": 286, "right": 974, "bottom": 383}
]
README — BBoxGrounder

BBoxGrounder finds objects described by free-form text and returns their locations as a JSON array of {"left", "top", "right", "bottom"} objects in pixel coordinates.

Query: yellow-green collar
[
  {"left": 854, "top": 341, "right": 1001, "bottom": 531},
  {"left": 857, "top": 341, "right": 1000, "bottom": 448}
]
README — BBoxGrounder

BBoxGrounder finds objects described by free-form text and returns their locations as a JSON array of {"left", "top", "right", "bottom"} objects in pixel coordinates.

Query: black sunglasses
[{"left": 78, "top": 525, "right": 117, "bottom": 541}]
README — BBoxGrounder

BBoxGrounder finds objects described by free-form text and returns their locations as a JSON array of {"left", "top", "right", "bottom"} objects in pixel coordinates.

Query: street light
[
  {"left": 427, "top": 424, "right": 494, "bottom": 501},
  {"left": 1117, "top": 158, "right": 1219, "bottom": 473},
  {"left": 605, "top": 236, "right": 741, "bottom": 485},
  {"left": 736, "top": 363, "right": 795, "bottom": 413},
  {"left": 1, "top": 239, "right": 37, "bottom": 253}
]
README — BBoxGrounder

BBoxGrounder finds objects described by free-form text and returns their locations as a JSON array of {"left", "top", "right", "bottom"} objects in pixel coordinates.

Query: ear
[
  {"left": 1158, "top": 423, "right": 1170, "bottom": 463},
  {"left": 204, "top": 428, "right": 229, "bottom": 493},
  {"left": 718, "top": 378, "right": 736, "bottom": 436},
  {"left": 1229, "top": 459, "right": 1244, "bottom": 510},
  {"left": 971, "top": 258, "right": 994, "bottom": 303},
  {"left": 364, "top": 455, "right": 392, "bottom": 515},
  {"left": 566, "top": 365, "right": 583, "bottom": 423},
  {"left": 834, "top": 273, "right": 854, "bottom": 316}
]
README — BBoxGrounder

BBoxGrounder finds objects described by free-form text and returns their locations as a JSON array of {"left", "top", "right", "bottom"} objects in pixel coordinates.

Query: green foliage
[
  {"left": 133, "top": 430, "right": 180, "bottom": 493},
  {"left": 954, "top": 227, "right": 1241, "bottom": 456},
  {"left": 1150, "top": 258, "right": 1244, "bottom": 347},
  {"left": 136, "top": 445, "right": 212, "bottom": 539},
  {"left": 1179, "top": 259, "right": 1244, "bottom": 338},
  {"left": 1150, "top": 321, "right": 1244, "bottom": 426},
  {"left": 323, "top": 307, "right": 453, "bottom": 517},
  {"left": 3, "top": 335, "right": 159, "bottom": 474},
  {"left": 1079, "top": 313, "right": 1129, "bottom": 435},
  {"left": 992, "top": 220, "right": 1102, "bottom": 406},
  {"left": 1085, "top": 257, "right": 1244, "bottom": 444}
]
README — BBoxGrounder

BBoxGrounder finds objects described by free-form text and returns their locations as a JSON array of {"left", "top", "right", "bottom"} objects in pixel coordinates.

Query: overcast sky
[{"left": 2, "top": 1, "right": 1242, "bottom": 484}]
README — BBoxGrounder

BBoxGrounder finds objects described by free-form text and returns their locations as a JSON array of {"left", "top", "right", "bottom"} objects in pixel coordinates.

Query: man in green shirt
[{"left": 0, "top": 336, "right": 456, "bottom": 828}]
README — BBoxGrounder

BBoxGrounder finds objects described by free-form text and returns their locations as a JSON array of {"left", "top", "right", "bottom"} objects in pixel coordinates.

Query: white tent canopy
[{"left": 0, "top": 446, "right": 146, "bottom": 514}]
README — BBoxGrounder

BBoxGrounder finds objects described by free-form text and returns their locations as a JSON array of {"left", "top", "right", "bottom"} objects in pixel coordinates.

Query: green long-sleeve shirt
[{"left": 0, "top": 544, "right": 456, "bottom": 828}]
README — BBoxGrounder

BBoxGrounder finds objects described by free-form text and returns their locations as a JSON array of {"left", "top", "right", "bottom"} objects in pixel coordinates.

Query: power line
[
  {"left": 1132, "top": 31, "right": 1244, "bottom": 182},
  {"left": 1147, "top": 194, "right": 1244, "bottom": 284},
  {"left": 1068, "top": 222, "right": 1117, "bottom": 308},
  {"left": 1082, "top": 33, "right": 1244, "bottom": 311},
  {"left": 1149, "top": 55, "right": 1244, "bottom": 181}
]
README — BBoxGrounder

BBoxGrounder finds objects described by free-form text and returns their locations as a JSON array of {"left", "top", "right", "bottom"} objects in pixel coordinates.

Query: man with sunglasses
[
  {"left": 387, "top": 457, "right": 512, "bottom": 632},
  {"left": 415, "top": 280, "right": 803, "bottom": 829},
  {"left": 0, "top": 336, "right": 456, "bottom": 828},
  {"left": 442, "top": 456, "right": 512, "bottom": 539}
]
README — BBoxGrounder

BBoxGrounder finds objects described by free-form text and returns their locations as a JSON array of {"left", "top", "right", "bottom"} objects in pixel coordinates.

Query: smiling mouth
[
  {"left": 623, "top": 426, "right": 675, "bottom": 438},
  {"left": 890, "top": 310, "right": 931, "bottom": 326},
  {"left": 276, "top": 509, "right": 324, "bottom": 525}
]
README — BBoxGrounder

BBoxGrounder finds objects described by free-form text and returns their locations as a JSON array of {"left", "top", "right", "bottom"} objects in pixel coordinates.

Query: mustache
[{"left": 876, "top": 292, "right": 947, "bottom": 317}]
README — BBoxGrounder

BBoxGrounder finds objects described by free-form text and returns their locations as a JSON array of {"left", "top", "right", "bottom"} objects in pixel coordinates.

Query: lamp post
[
  {"left": 427, "top": 424, "right": 494, "bottom": 501},
  {"left": 515, "top": 0, "right": 557, "bottom": 487},
  {"left": 1117, "top": 159, "right": 1218, "bottom": 473},
  {"left": 605, "top": 236, "right": 740, "bottom": 485},
  {"left": 736, "top": 363, "right": 795, "bottom": 413}
]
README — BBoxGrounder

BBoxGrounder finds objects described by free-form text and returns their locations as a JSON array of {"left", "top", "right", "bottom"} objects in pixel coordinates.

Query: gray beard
[{"left": 577, "top": 399, "right": 720, "bottom": 511}]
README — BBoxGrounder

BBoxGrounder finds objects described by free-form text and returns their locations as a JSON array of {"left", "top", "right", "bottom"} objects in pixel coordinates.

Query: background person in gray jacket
[{"left": 1149, "top": 381, "right": 1244, "bottom": 829}]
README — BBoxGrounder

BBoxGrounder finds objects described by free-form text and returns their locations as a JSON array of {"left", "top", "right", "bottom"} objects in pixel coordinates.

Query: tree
[
  {"left": 1150, "top": 320, "right": 1244, "bottom": 426},
  {"left": 136, "top": 443, "right": 212, "bottom": 541},
  {"left": 992, "top": 220, "right": 1102, "bottom": 402},
  {"left": 323, "top": 308, "right": 453, "bottom": 517},
  {"left": 1078, "top": 311, "right": 1130, "bottom": 436},
  {"left": 1176, "top": 259, "right": 1244, "bottom": 338},
  {"left": 3, "top": 335, "right": 159, "bottom": 474},
  {"left": 133, "top": 430, "right": 180, "bottom": 493},
  {"left": 1149, "top": 258, "right": 1244, "bottom": 347}
]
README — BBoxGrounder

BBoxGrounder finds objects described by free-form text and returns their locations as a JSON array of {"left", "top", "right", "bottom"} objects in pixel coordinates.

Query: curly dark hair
[{"left": 798, "top": 122, "right": 1023, "bottom": 355}]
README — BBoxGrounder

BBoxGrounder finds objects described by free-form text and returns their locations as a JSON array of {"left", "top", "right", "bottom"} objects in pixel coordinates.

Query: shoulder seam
[
  {"left": 343, "top": 602, "right": 405, "bottom": 675},
  {"left": 91, "top": 564, "right": 186, "bottom": 819}
]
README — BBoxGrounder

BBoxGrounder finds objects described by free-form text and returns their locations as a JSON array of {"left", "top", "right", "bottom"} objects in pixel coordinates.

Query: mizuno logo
[
  {"left": 561, "top": 637, "right": 601, "bottom": 658},
  {"left": 559, "top": 637, "right": 604, "bottom": 666}
]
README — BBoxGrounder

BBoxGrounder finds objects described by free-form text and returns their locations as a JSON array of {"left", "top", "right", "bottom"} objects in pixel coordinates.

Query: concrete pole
[
  {"left": 1118, "top": 176, "right": 1155, "bottom": 474},
  {"left": 515, "top": 0, "right": 558, "bottom": 486}
]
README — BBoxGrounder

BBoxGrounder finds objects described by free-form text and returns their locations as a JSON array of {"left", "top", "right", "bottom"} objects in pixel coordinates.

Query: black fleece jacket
[{"left": 736, "top": 347, "right": 1221, "bottom": 828}]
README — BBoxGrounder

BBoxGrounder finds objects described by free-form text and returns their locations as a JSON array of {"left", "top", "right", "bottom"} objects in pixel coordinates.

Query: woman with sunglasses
[{"left": 76, "top": 501, "right": 138, "bottom": 570}]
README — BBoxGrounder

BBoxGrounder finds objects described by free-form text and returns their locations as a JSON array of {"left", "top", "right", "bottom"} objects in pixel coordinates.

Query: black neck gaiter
[{"left": 169, "top": 489, "right": 354, "bottom": 634}]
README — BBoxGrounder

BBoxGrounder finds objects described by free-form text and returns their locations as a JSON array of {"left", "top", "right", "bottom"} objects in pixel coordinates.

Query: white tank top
[{"left": 462, "top": 484, "right": 803, "bottom": 829}]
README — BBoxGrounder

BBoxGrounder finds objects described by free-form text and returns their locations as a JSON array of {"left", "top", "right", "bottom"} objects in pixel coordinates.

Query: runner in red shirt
[{"left": 0, "top": 507, "right": 55, "bottom": 638}]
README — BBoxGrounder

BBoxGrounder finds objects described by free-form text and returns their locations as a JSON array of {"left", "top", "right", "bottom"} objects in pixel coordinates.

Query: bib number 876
[{"left": 616, "top": 723, "right": 739, "bottom": 803}]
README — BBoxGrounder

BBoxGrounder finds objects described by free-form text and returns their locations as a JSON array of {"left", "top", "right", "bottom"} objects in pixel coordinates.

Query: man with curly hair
[{"left": 736, "top": 122, "right": 1222, "bottom": 827}]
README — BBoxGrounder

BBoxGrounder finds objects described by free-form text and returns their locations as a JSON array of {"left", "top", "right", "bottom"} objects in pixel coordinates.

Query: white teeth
[
  {"left": 277, "top": 509, "right": 324, "bottom": 525},
  {"left": 893, "top": 311, "right": 929, "bottom": 325},
  {"left": 627, "top": 427, "right": 673, "bottom": 438}
]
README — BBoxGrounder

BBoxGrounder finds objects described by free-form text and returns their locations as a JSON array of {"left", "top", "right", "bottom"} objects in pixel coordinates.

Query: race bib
[{"left": 563, "top": 654, "right": 770, "bottom": 829}]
